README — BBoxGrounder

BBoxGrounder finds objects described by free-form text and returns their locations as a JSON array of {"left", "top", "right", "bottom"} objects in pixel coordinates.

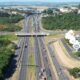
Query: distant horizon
[
  {"left": 0, "top": 0, "right": 80, "bottom": 3},
  {"left": 0, "top": 1, "right": 80, "bottom": 3},
  {"left": 0, "top": 1, "right": 79, "bottom": 7}
]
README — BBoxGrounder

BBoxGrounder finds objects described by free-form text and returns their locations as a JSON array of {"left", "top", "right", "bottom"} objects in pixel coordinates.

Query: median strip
[{"left": 27, "top": 37, "right": 36, "bottom": 80}]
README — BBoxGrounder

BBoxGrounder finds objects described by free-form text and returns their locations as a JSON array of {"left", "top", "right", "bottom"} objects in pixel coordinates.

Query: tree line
[
  {"left": 42, "top": 12, "right": 80, "bottom": 30},
  {"left": 0, "top": 36, "right": 16, "bottom": 79}
]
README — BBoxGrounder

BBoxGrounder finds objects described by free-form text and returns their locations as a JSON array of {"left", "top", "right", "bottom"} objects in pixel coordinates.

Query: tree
[
  {"left": 73, "top": 9, "right": 78, "bottom": 14},
  {"left": 42, "top": 9, "right": 53, "bottom": 15},
  {"left": 42, "top": 12, "right": 80, "bottom": 30},
  {"left": 69, "top": 68, "right": 80, "bottom": 78},
  {"left": 42, "top": 10, "right": 47, "bottom": 14},
  {"left": 78, "top": 4, "right": 80, "bottom": 9},
  {"left": 47, "top": 9, "right": 53, "bottom": 15}
]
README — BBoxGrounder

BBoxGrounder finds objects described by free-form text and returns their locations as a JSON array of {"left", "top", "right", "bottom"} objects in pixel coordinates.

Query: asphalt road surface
[
  {"left": 35, "top": 14, "right": 70, "bottom": 80},
  {"left": 33, "top": 14, "right": 55, "bottom": 80},
  {"left": 5, "top": 14, "right": 71, "bottom": 80},
  {"left": 48, "top": 44, "right": 69, "bottom": 80},
  {"left": 18, "top": 15, "right": 31, "bottom": 80},
  {"left": 33, "top": 15, "right": 43, "bottom": 80}
]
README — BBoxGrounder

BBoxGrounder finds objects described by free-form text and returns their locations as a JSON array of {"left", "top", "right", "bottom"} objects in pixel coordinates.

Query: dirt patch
[
  {"left": 0, "top": 24, "right": 6, "bottom": 30},
  {"left": 53, "top": 41, "right": 80, "bottom": 68},
  {"left": 15, "top": 20, "right": 24, "bottom": 28},
  {"left": 44, "top": 34, "right": 64, "bottom": 45}
]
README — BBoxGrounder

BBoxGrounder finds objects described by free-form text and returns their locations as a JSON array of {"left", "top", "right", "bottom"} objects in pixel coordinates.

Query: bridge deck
[
  {"left": 16, "top": 32, "right": 49, "bottom": 36},
  {"left": 0, "top": 32, "right": 49, "bottom": 36}
]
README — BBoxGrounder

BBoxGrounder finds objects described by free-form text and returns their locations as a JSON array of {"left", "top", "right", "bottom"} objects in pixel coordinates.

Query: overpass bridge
[
  {"left": 16, "top": 32, "right": 49, "bottom": 37},
  {"left": 0, "top": 32, "right": 49, "bottom": 37}
]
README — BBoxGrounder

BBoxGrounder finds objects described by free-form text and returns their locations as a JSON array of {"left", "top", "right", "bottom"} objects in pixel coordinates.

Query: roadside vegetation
[
  {"left": 64, "top": 39, "right": 80, "bottom": 57},
  {"left": 74, "top": 51, "right": 80, "bottom": 57},
  {"left": 42, "top": 12, "right": 80, "bottom": 30},
  {"left": 0, "top": 35, "right": 17, "bottom": 79},
  {"left": 69, "top": 68, "right": 80, "bottom": 78},
  {"left": 0, "top": 35, "right": 17, "bottom": 41},
  {"left": 64, "top": 39, "right": 72, "bottom": 46},
  {"left": 0, "top": 12, "right": 24, "bottom": 31},
  {"left": 65, "top": 39, "right": 80, "bottom": 57},
  {"left": 42, "top": 8, "right": 53, "bottom": 15}
]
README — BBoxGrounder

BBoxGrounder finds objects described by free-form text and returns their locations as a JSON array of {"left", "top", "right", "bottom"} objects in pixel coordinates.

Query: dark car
[
  {"left": 15, "top": 46, "right": 21, "bottom": 49},
  {"left": 25, "top": 45, "right": 28, "bottom": 48}
]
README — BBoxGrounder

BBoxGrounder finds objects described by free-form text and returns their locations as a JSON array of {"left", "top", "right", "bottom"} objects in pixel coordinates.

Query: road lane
[
  {"left": 4, "top": 16, "right": 30, "bottom": 80},
  {"left": 36, "top": 14, "right": 70, "bottom": 80},
  {"left": 34, "top": 36, "right": 42, "bottom": 80},
  {"left": 48, "top": 44, "right": 69, "bottom": 80},
  {"left": 39, "top": 37, "right": 54, "bottom": 80},
  {"left": 33, "top": 14, "right": 55, "bottom": 80},
  {"left": 18, "top": 15, "right": 31, "bottom": 80},
  {"left": 33, "top": 15, "right": 42, "bottom": 80},
  {"left": 18, "top": 37, "right": 29, "bottom": 80}
]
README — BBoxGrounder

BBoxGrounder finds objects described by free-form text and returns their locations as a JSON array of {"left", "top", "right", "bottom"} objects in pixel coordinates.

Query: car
[
  {"left": 41, "top": 76, "right": 47, "bottom": 80},
  {"left": 41, "top": 68, "right": 46, "bottom": 73},
  {"left": 39, "top": 72, "right": 43, "bottom": 77},
  {"left": 15, "top": 46, "right": 20, "bottom": 49},
  {"left": 25, "top": 44, "right": 28, "bottom": 48}
]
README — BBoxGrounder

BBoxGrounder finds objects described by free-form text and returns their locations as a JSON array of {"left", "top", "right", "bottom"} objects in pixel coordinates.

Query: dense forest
[
  {"left": 0, "top": 12, "right": 24, "bottom": 31},
  {"left": 42, "top": 12, "right": 80, "bottom": 30},
  {"left": 0, "top": 35, "right": 17, "bottom": 79}
]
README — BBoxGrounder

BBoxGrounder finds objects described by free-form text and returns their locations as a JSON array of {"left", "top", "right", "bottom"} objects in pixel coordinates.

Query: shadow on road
[{"left": 4, "top": 54, "right": 17, "bottom": 79}]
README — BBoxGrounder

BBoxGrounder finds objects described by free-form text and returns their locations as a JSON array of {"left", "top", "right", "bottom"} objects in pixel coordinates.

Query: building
[
  {"left": 78, "top": 10, "right": 80, "bottom": 14},
  {"left": 65, "top": 30, "right": 80, "bottom": 51},
  {"left": 59, "top": 7, "right": 72, "bottom": 13}
]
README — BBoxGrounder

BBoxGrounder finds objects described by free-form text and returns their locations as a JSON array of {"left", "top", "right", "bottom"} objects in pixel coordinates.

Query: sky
[{"left": 0, "top": 0, "right": 80, "bottom": 2}]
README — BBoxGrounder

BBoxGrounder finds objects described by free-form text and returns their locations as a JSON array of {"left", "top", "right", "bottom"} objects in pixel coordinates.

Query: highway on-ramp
[{"left": 48, "top": 44, "right": 69, "bottom": 80}]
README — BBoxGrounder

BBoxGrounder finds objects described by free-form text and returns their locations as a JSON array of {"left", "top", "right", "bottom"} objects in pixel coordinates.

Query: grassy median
[{"left": 27, "top": 37, "right": 36, "bottom": 80}]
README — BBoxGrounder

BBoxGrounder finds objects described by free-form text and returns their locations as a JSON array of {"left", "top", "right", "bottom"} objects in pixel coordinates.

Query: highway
[
  {"left": 4, "top": 15, "right": 31, "bottom": 80},
  {"left": 17, "top": 15, "right": 31, "bottom": 80},
  {"left": 33, "top": 15, "right": 43, "bottom": 80},
  {"left": 48, "top": 44, "right": 69, "bottom": 80},
  {"left": 5, "top": 14, "right": 71, "bottom": 80},
  {"left": 39, "top": 37, "right": 55, "bottom": 80},
  {"left": 35, "top": 14, "right": 70, "bottom": 80},
  {"left": 33, "top": 14, "right": 55, "bottom": 80}
]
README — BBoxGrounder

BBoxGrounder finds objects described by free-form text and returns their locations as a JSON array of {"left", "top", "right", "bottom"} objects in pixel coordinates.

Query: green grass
[
  {"left": 28, "top": 54, "right": 35, "bottom": 65},
  {"left": 42, "top": 12, "right": 80, "bottom": 30},
  {"left": 0, "top": 35, "right": 17, "bottom": 79},
  {"left": 0, "top": 14, "right": 24, "bottom": 32},
  {"left": 28, "top": 37, "right": 35, "bottom": 65},
  {"left": 69, "top": 68, "right": 80, "bottom": 78},
  {"left": 0, "top": 35, "right": 18, "bottom": 41},
  {"left": 1, "top": 24, "right": 22, "bottom": 32},
  {"left": 28, "top": 54, "right": 36, "bottom": 80},
  {"left": 74, "top": 51, "right": 80, "bottom": 57},
  {"left": 0, "top": 14, "right": 24, "bottom": 24},
  {"left": 64, "top": 39, "right": 72, "bottom": 47},
  {"left": 28, "top": 37, "right": 36, "bottom": 80}
]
